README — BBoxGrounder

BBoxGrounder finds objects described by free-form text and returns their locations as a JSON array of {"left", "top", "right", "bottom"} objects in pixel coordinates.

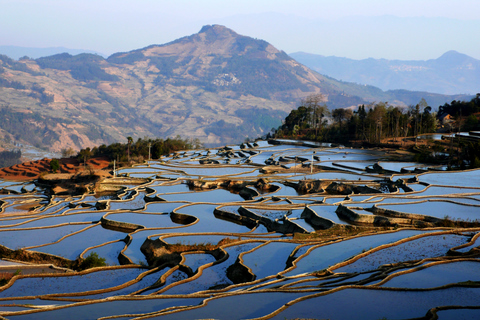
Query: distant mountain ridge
[
  {"left": 0, "top": 25, "right": 472, "bottom": 152},
  {"left": 290, "top": 51, "right": 480, "bottom": 95},
  {"left": 0, "top": 45, "right": 105, "bottom": 60}
]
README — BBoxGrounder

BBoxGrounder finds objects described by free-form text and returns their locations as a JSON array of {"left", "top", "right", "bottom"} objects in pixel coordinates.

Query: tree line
[
  {"left": 272, "top": 94, "right": 480, "bottom": 169},
  {"left": 0, "top": 150, "right": 21, "bottom": 168},
  {"left": 76, "top": 136, "right": 203, "bottom": 165},
  {"left": 438, "top": 93, "right": 480, "bottom": 132},
  {"left": 273, "top": 94, "right": 439, "bottom": 144}
]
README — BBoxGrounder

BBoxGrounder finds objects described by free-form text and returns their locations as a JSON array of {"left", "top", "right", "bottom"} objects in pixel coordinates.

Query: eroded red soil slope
[{"left": 0, "top": 157, "right": 111, "bottom": 181}]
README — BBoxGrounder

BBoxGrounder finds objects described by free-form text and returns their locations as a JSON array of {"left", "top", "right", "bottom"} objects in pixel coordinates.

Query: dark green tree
[
  {"left": 78, "top": 252, "right": 107, "bottom": 270},
  {"left": 49, "top": 159, "right": 60, "bottom": 173}
]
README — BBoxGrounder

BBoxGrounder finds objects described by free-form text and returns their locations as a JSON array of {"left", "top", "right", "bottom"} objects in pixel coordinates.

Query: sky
[{"left": 1, "top": 0, "right": 479, "bottom": 60}]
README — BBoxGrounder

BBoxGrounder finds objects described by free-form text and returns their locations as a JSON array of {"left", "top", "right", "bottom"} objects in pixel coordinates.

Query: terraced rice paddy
[{"left": 1, "top": 140, "right": 480, "bottom": 319}]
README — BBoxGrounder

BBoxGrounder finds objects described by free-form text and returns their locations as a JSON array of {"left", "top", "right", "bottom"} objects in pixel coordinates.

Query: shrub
[
  {"left": 61, "top": 147, "right": 76, "bottom": 158},
  {"left": 85, "top": 165, "right": 95, "bottom": 176},
  {"left": 78, "top": 252, "right": 107, "bottom": 270},
  {"left": 38, "top": 171, "right": 49, "bottom": 179},
  {"left": 50, "top": 159, "right": 60, "bottom": 173}
]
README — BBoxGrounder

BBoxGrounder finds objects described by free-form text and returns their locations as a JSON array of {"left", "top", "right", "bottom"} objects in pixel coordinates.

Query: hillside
[
  {"left": 0, "top": 25, "right": 471, "bottom": 152},
  {"left": 290, "top": 51, "right": 480, "bottom": 95}
]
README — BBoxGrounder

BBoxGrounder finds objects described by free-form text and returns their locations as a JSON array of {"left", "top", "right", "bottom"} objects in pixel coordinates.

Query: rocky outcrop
[
  {"left": 259, "top": 165, "right": 285, "bottom": 174},
  {"left": 213, "top": 208, "right": 258, "bottom": 229},
  {"left": 336, "top": 204, "right": 434, "bottom": 227},
  {"left": 36, "top": 170, "right": 112, "bottom": 195},
  {"left": 186, "top": 178, "right": 279, "bottom": 198},
  {"left": 297, "top": 180, "right": 330, "bottom": 194},
  {"left": 367, "top": 205, "right": 441, "bottom": 224},
  {"left": 170, "top": 211, "right": 197, "bottom": 225},
  {"left": 100, "top": 217, "right": 145, "bottom": 232},
  {"left": 227, "top": 259, "right": 256, "bottom": 284},
  {"left": 238, "top": 206, "right": 309, "bottom": 234},
  {"left": 186, "top": 180, "right": 219, "bottom": 189},
  {"left": 326, "top": 182, "right": 382, "bottom": 195},
  {"left": 301, "top": 206, "right": 335, "bottom": 230},
  {"left": 336, "top": 204, "right": 407, "bottom": 227},
  {"left": 239, "top": 187, "right": 259, "bottom": 200},
  {"left": 295, "top": 180, "right": 382, "bottom": 195},
  {"left": 140, "top": 238, "right": 183, "bottom": 268}
]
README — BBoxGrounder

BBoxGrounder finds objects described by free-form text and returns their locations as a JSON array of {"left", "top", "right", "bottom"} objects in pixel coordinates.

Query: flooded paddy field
[{"left": 1, "top": 140, "right": 480, "bottom": 319}]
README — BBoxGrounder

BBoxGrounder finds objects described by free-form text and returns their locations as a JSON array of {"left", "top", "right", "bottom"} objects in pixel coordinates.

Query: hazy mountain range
[
  {"left": 3, "top": 44, "right": 477, "bottom": 96},
  {"left": 0, "top": 25, "right": 472, "bottom": 152},
  {"left": 291, "top": 51, "right": 480, "bottom": 95},
  {"left": 0, "top": 45, "right": 104, "bottom": 60}
]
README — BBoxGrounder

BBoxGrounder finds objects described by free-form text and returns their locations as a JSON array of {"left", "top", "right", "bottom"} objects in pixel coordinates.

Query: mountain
[
  {"left": 0, "top": 45, "right": 105, "bottom": 60},
  {"left": 290, "top": 51, "right": 480, "bottom": 95},
  {"left": 0, "top": 25, "right": 472, "bottom": 152}
]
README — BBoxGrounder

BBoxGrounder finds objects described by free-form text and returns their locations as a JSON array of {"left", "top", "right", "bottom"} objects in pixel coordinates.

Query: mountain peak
[
  {"left": 436, "top": 50, "right": 476, "bottom": 66},
  {"left": 199, "top": 24, "right": 236, "bottom": 35},
  {"left": 194, "top": 24, "right": 241, "bottom": 46}
]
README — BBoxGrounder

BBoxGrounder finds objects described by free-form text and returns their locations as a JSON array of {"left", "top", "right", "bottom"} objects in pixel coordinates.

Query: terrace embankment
[
  {"left": 0, "top": 157, "right": 110, "bottom": 181},
  {"left": 0, "top": 245, "right": 75, "bottom": 270},
  {"left": 186, "top": 178, "right": 279, "bottom": 200},
  {"left": 140, "top": 237, "right": 230, "bottom": 269},
  {"left": 0, "top": 156, "right": 122, "bottom": 195},
  {"left": 36, "top": 169, "right": 113, "bottom": 195}
]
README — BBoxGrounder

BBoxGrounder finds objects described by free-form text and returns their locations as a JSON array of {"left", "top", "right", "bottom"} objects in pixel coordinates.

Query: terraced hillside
[
  {"left": 0, "top": 158, "right": 110, "bottom": 181},
  {"left": 1, "top": 139, "right": 480, "bottom": 319}
]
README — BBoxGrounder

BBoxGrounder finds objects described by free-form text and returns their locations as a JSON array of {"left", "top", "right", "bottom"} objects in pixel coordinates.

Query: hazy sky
[{"left": 1, "top": 0, "right": 479, "bottom": 60}]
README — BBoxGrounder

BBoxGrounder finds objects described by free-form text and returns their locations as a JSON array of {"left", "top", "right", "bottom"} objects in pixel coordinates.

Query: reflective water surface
[{"left": 1, "top": 140, "right": 479, "bottom": 319}]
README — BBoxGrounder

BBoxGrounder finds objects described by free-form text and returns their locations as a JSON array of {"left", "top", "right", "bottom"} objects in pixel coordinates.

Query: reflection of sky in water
[
  {"left": 0, "top": 224, "right": 89, "bottom": 249},
  {"left": 336, "top": 234, "right": 468, "bottom": 273},
  {"left": 83, "top": 241, "right": 126, "bottom": 266},
  {"left": 182, "top": 252, "right": 216, "bottom": 273},
  {"left": 158, "top": 189, "right": 244, "bottom": 203},
  {"left": 147, "top": 183, "right": 190, "bottom": 194},
  {"left": 0, "top": 268, "right": 146, "bottom": 297},
  {"left": 417, "top": 134, "right": 444, "bottom": 140},
  {"left": 378, "top": 162, "right": 422, "bottom": 172},
  {"left": 419, "top": 169, "right": 480, "bottom": 187},
  {"left": 294, "top": 172, "right": 378, "bottom": 181},
  {"left": 242, "top": 242, "right": 299, "bottom": 279},
  {"left": 3, "top": 212, "right": 105, "bottom": 228},
  {"left": 308, "top": 205, "right": 349, "bottom": 224},
  {"left": 35, "top": 225, "right": 126, "bottom": 260},
  {"left": 158, "top": 291, "right": 306, "bottom": 320},
  {"left": 105, "top": 212, "right": 176, "bottom": 228},
  {"left": 410, "top": 186, "right": 480, "bottom": 196},
  {"left": 284, "top": 230, "right": 427, "bottom": 276},
  {"left": 178, "top": 167, "right": 257, "bottom": 177},
  {"left": 377, "top": 201, "right": 480, "bottom": 220},
  {"left": 175, "top": 204, "right": 252, "bottom": 234},
  {"left": 272, "top": 287, "right": 480, "bottom": 320},
  {"left": 82, "top": 269, "right": 168, "bottom": 299},
  {"left": 2, "top": 140, "right": 480, "bottom": 319},
  {"left": 381, "top": 261, "right": 480, "bottom": 288},
  {"left": 331, "top": 161, "right": 375, "bottom": 170},
  {"left": 164, "top": 234, "right": 230, "bottom": 246},
  {"left": 142, "top": 202, "right": 186, "bottom": 214}
]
